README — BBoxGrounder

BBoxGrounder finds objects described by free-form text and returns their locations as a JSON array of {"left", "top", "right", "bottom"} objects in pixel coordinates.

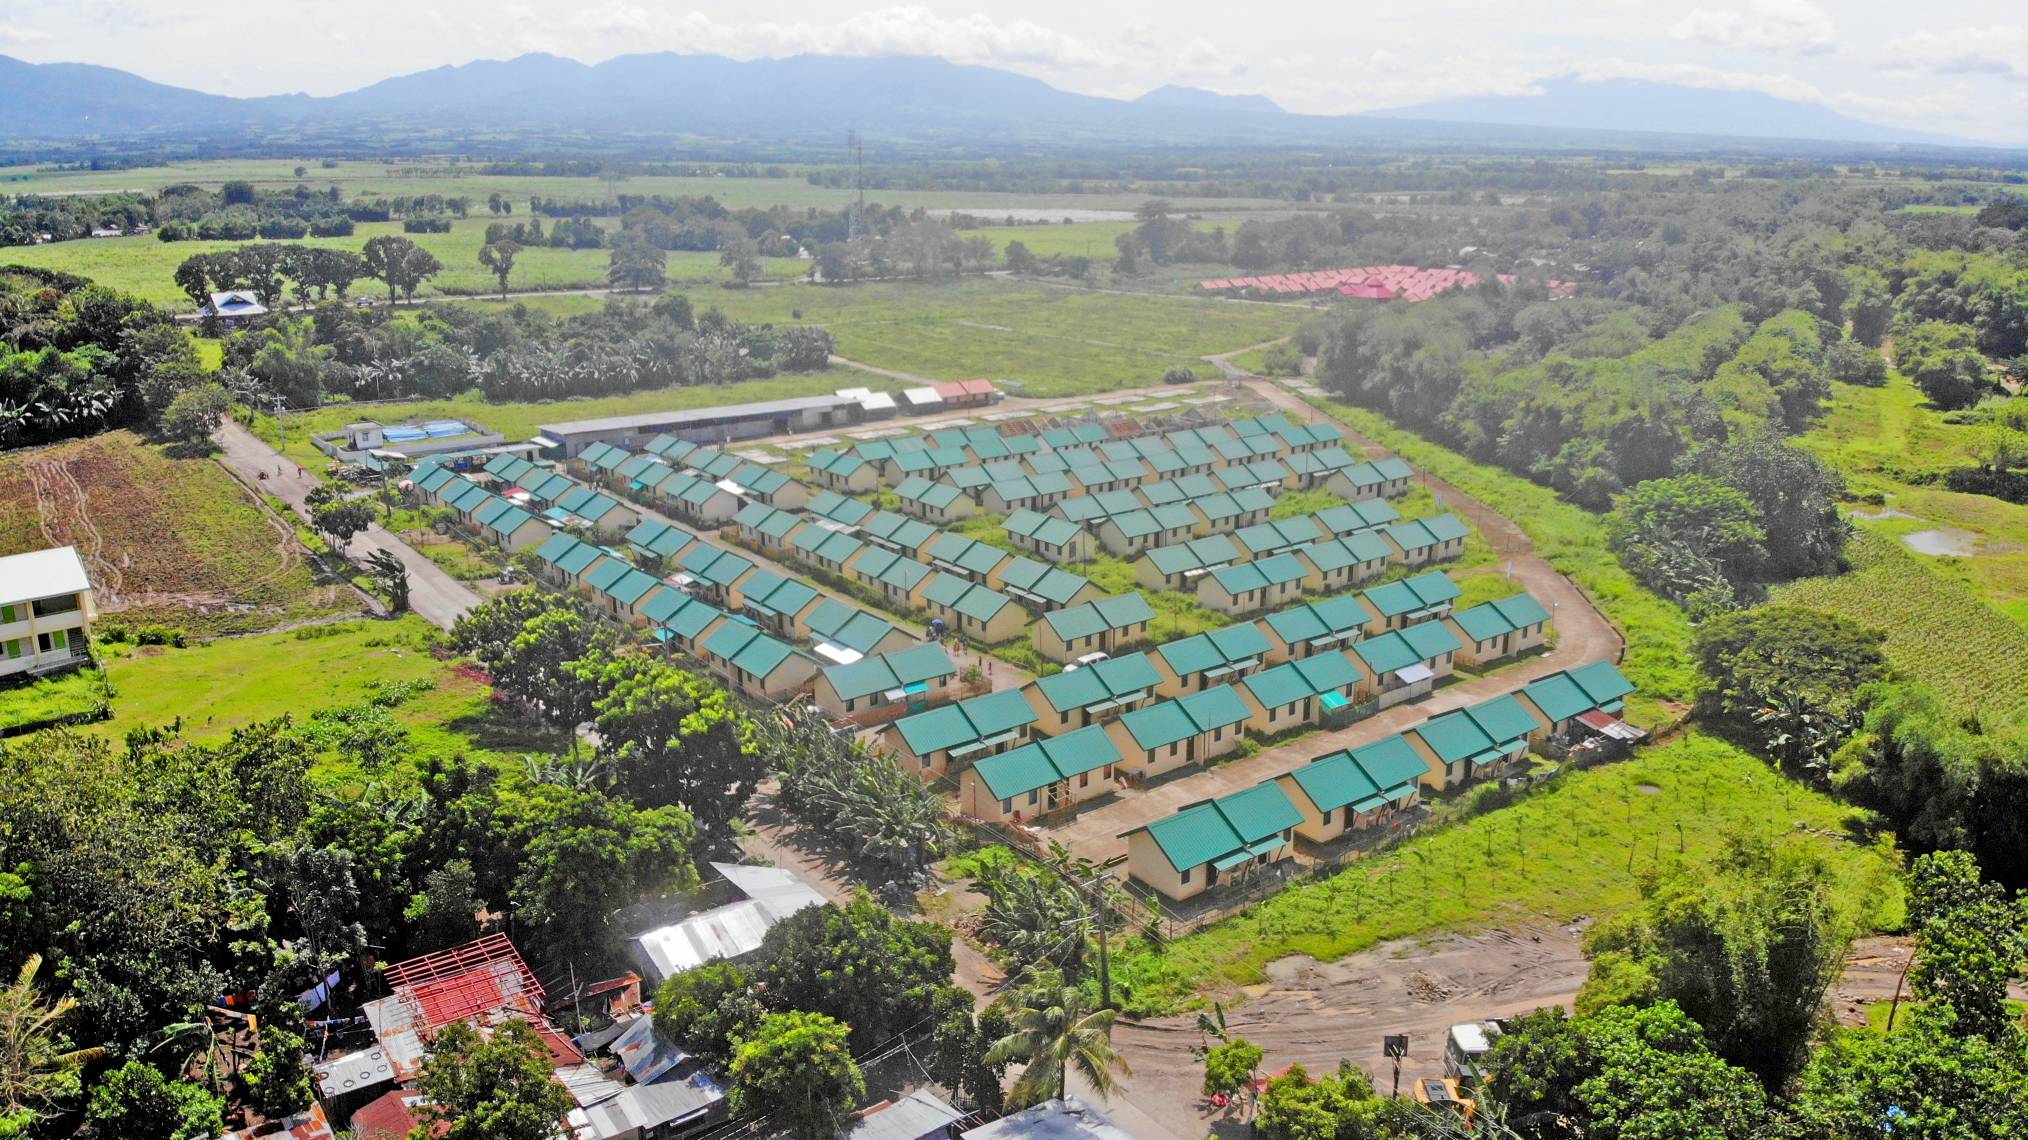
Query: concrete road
[{"left": 213, "top": 418, "right": 482, "bottom": 630}]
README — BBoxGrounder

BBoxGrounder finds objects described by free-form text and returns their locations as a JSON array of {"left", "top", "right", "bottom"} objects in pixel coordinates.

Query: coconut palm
[
  {"left": 985, "top": 971, "right": 1129, "bottom": 1108},
  {"left": 0, "top": 954, "right": 103, "bottom": 1124}
]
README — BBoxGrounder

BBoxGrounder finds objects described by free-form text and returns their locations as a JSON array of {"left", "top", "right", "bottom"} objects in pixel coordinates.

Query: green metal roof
[
  {"left": 577, "top": 441, "right": 632, "bottom": 469},
  {"left": 1400, "top": 621, "right": 1462, "bottom": 660},
  {"left": 1569, "top": 660, "right": 1635, "bottom": 706},
  {"left": 924, "top": 575, "right": 1016, "bottom": 624},
  {"left": 1234, "top": 517, "right": 1324, "bottom": 555},
  {"left": 1138, "top": 781, "right": 1301, "bottom": 872},
  {"left": 583, "top": 557, "right": 632, "bottom": 592},
  {"left": 1208, "top": 553, "right": 1305, "bottom": 595},
  {"left": 706, "top": 622, "right": 807, "bottom": 680},
  {"left": 1156, "top": 622, "right": 1272, "bottom": 677},
  {"left": 855, "top": 548, "right": 933, "bottom": 591},
  {"left": 740, "top": 570, "right": 819, "bottom": 617},
  {"left": 1117, "top": 686, "right": 1251, "bottom": 750},
  {"left": 1352, "top": 627, "right": 1453, "bottom": 676},
  {"left": 1451, "top": 592, "right": 1550, "bottom": 643},
  {"left": 792, "top": 526, "right": 865, "bottom": 565},
  {"left": 824, "top": 643, "right": 957, "bottom": 701},
  {"left": 806, "top": 491, "right": 873, "bottom": 526},
  {"left": 1042, "top": 593, "right": 1156, "bottom": 641},
  {"left": 1004, "top": 510, "right": 1083, "bottom": 548},
  {"left": 998, "top": 558, "right": 1095, "bottom": 607},
  {"left": 860, "top": 511, "right": 939, "bottom": 551},
  {"left": 1464, "top": 693, "right": 1544, "bottom": 747},
  {"left": 555, "top": 542, "right": 608, "bottom": 577},
  {"left": 1144, "top": 534, "right": 1242, "bottom": 575},
  {"left": 1288, "top": 751, "right": 1382, "bottom": 813},
  {"left": 652, "top": 593, "right": 723, "bottom": 637},
  {"left": 897, "top": 477, "right": 964, "bottom": 509},
  {"left": 972, "top": 725, "right": 1123, "bottom": 800},
  {"left": 1413, "top": 708, "right": 1499, "bottom": 763},
  {"left": 1030, "top": 651, "right": 1162, "bottom": 712},
  {"left": 536, "top": 531, "right": 586, "bottom": 566},
  {"left": 896, "top": 689, "right": 1039, "bottom": 757},
  {"left": 1522, "top": 673, "right": 1592, "bottom": 722}
]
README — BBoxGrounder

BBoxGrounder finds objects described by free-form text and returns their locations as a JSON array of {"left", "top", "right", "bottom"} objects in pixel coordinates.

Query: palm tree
[
  {"left": 985, "top": 972, "right": 1129, "bottom": 1108},
  {"left": 0, "top": 954, "right": 103, "bottom": 1124}
]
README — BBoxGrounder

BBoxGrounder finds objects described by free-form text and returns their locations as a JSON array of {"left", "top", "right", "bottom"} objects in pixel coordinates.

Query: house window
[
  {"left": 1321, "top": 809, "right": 1333, "bottom": 826},
  {"left": 4, "top": 639, "right": 19, "bottom": 658},
  {"left": 1000, "top": 798, "right": 1013, "bottom": 814},
  {"left": 1180, "top": 866, "right": 1192, "bottom": 884},
  {"left": 1027, "top": 790, "right": 1039, "bottom": 806},
  {"left": 1079, "top": 772, "right": 1089, "bottom": 788},
  {"left": 0, "top": 604, "right": 13, "bottom": 622},
  {"left": 37, "top": 630, "right": 66, "bottom": 653}
]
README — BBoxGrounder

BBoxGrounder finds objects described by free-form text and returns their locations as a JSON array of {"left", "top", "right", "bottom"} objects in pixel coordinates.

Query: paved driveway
[{"left": 213, "top": 419, "right": 481, "bottom": 629}]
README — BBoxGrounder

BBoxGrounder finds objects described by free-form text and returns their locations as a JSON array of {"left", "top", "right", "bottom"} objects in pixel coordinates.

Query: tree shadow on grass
[{"left": 443, "top": 705, "right": 572, "bottom": 755}]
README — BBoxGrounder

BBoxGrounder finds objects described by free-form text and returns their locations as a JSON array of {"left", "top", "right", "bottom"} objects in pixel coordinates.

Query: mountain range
[{"left": 0, "top": 51, "right": 2000, "bottom": 153}]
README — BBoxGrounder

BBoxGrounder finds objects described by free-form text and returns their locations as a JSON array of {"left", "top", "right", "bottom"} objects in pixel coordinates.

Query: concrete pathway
[{"left": 213, "top": 418, "right": 482, "bottom": 629}]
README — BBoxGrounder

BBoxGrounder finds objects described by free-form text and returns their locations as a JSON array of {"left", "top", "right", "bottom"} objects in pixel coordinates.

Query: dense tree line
[
  {"left": 0, "top": 265, "right": 209, "bottom": 446},
  {"left": 223, "top": 290, "right": 831, "bottom": 407}
]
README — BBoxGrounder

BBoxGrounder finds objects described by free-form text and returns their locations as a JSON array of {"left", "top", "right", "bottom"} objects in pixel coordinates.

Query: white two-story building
[{"left": 0, "top": 547, "right": 95, "bottom": 679}]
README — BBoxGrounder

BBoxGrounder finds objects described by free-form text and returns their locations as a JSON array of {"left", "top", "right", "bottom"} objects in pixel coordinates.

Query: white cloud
[
  {"left": 515, "top": 4, "right": 1119, "bottom": 71},
  {"left": 1575, "top": 57, "right": 1829, "bottom": 104},
  {"left": 0, "top": 23, "right": 50, "bottom": 44},
  {"left": 1881, "top": 25, "right": 2028, "bottom": 80},
  {"left": 1671, "top": 0, "right": 1837, "bottom": 55}
]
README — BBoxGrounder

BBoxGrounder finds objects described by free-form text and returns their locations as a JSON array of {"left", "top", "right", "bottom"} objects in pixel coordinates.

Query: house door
[{"left": 1205, "top": 863, "right": 1219, "bottom": 888}]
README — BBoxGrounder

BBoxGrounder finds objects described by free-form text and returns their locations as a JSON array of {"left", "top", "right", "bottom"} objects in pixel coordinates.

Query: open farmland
[
  {"left": 1106, "top": 731, "right": 1902, "bottom": 1014},
  {"left": 0, "top": 217, "right": 805, "bottom": 307},
  {"left": 661, "top": 276, "right": 1307, "bottom": 396},
  {"left": 1775, "top": 531, "right": 2028, "bottom": 720},
  {"left": 0, "top": 158, "right": 1294, "bottom": 214},
  {"left": 0, "top": 431, "right": 358, "bottom": 635}
]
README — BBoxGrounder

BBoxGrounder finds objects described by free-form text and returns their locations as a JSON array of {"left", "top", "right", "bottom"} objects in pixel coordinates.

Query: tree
[
  {"left": 478, "top": 241, "right": 521, "bottom": 300},
  {"left": 310, "top": 498, "right": 375, "bottom": 549},
  {"left": 1256, "top": 1063, "right": 1388, "bottom": 1140},
  {"left": 1692, "top": 606, "right": 1884, "bottom": 781},
  {"left": 1004, "top": 240, "right": 1037, "bottom": 274},
  {"left": 652, "top": 962, "right": 765, "bottom": 1069},
  {"left": 1577, "top": 834, "right": 1853, "bottom": 1091},
  {"left": 1606, "top": 475, "right": 1767, "bottom": 616},
  {"left": 1202, "top": 1037, "right": 1265, "bottom": 1122},
  {"left": 609, "top": 237, "right": 669, "bottom": 292},
  {"left": 409, "top": 1019, "right": 572, "bottom": 1140},
  {"left": 500, "top": 784, "right": 696, "bottom": 971},
  {"left": 1826, "top": 338, "right": 1887, "bottom": 386},
  {"left": 365, "top": 548, "right": 410, "bottom": 612},
  {"left": 361, "top": 235, "right": 438, "bottom": 305},
  {"left": 924, "top": 987, "right": 1010, "bottom": 1114},
  {"left": 986, "top": 970, "right": 1129, "bottom": 1108},
  {"left": 1485, "top": 1003, "right": 1770, "bottom": 1140},
  {"left": 1904, "top": 850, "right": 2028, "bottom": 1041},
  {"left": 757, "top": 705, "right": 953, "bottom": 876},
  {"left": 1790, "top": 1011, "right": 2028, "bottom": 1140},
  {"left": 1897, "top": 321, "right": 1991, "bottom": 411},
  {"left": 230, "top": 244, "right": 293, "bottom": 308},
  {"left": 159, "top": 383, "right": 230, "bottom": 452},
  {"left": 243, "top": 1020, "right": 313, "bottom": 1119},
  {"left": 728, "top": 1012, "right": 865, "bottom": 1138},
  {"left": 404, "top": 858, "right": 478, "bottom": 952},
  {"left": 83, "top": 1061, "right": 223, "bottom": 1140},
  {"left": 718, "top": 236, "right": 762, "bottom": 285},
  {"left": 583, "top": 655, "right": 758, "bottom": 837},
  {"left": 753, "top": 895, "right": 954, "bottom": 1047},
  {"left": 0, "top": 955, "right": 101, "bottom": 1130},
  {"left": 1685, "top": 434, "right": 1847, "bottom": 582}
]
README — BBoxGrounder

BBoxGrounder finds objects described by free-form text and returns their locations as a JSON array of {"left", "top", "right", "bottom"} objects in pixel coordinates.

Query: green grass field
[
  {"left": 0, "top": 431, "right": 360, "bottom": 636},
  {"left": 77, "top": 616, "right": 565, "bottom": 778},
  {"left": 659, "top": 276, "right": 1307, "bottom": 396},
  {"left": 0, "top": 218, "right": 804, "bottom": 308},
  {"left": 0, "top": 668, "right": 112, "bottom": 732},
  {"left": 1108, "top": 731, "right": 1903, "bottom": 1014}
]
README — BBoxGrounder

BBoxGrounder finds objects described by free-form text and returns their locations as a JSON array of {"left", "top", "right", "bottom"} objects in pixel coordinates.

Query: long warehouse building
[{"left": 536, "top": 395, "right": 864, "bottom": 458}]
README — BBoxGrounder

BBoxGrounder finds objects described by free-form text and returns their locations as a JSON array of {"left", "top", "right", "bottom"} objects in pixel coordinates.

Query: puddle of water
[
  {"left": 1635, "top": 783, "right": 1663, "bottom": 795},
  {"left": 1904, "top": 528, "right": 1983, "bottom": 557},
  {"left": 1850, "top": 507, "right": 1920, "bottom": 521},
  {"left": 933, "top": 207, "right": 1136, "bottom": 223}
]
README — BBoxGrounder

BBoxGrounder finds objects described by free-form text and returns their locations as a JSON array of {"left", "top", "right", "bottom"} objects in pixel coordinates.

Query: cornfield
[{"left": 1775, "top": 531, "right": 2028, "bottom": 719}]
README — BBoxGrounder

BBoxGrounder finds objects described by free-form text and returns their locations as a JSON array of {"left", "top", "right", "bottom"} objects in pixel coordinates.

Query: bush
[
  {"left": 1163, "top": 365, "right": 1198, "bottom": 384},
  {"left": 1827, "top": 338, "right": 1887, "bottom": 386},
  {"left": 403, "top": 217, "right": 453, "bottom": 234},
  {"left": 134, "top": 625, "right": 188, "bottom": 648},
  {"left": 159, "top": 382, "right": 231, "bottom": 449}
]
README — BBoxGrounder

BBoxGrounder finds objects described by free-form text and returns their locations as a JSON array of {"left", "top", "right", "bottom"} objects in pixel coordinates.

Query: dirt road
[{"left": 213, "top": 419, "right": 482, "bottom": 629}]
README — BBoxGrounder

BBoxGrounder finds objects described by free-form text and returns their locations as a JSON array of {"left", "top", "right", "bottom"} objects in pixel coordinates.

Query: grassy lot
[
  {"left": 1, "top": 218, "right": 803, "bottom": 308},
  {"left": 0, "top": 160, "right": 1288, "bottom": 215},
  {"left": 1304, "top": 396, "right": 1698, "bottom": 714},
  {"left": 1108, "top": 731, "right": 1903, "bottom": 1014},
  {"left": 653, "top": 277, "right": 1308, "bottom": 396},
  {"left": 78, "top": 616, "right": 564, "bottom": 777},
  {"left": 1774, "top": 532, "right": 2028, "bottom": 720},
  {"left": 250, "top": 368, "right": 878, "bottom": 469},
  {"left": 0, "top": 668, "right": 112, "bottom": 732},
  {"left": 0, "top": 432, "right": 360, "bottom": 636}
]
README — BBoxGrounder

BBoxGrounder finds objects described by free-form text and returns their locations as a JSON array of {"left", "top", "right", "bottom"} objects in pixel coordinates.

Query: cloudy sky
[{"left": 3, "top": 0, "right": 2026, "bottom": 143}]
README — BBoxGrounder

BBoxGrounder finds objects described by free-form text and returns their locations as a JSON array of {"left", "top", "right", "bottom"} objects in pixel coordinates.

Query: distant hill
[
  {"left": 1368, "top": 76, "right": 1973, "bottom": 148},
  {"left": 1133, "top": 85, "right": 1284, "bottom": 115},
  {"left": 0, "top": 52, "right": 2002, "bottom": 153}
]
